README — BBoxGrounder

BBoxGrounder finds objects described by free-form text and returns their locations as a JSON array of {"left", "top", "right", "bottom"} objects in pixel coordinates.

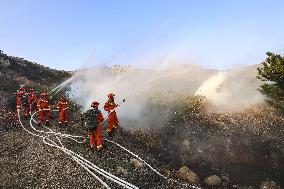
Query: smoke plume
[
  {"left": 195, "top": 66, "right": 265, "bottom": 112},
  {"left": 65, "top": 63, "right": 264, "bottom": 128}
]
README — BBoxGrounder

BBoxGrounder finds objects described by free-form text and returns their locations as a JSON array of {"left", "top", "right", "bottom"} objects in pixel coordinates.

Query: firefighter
[
  {"left": 82, "top": 101, "right": 104, "bottom": 152},
  {"left": 24, "top": 88, "right": 37, "bottom": 118},
  {"left": 37, "top": 92, "right": 51, "bottom": 126},
  {"left": 14, "top": 86, "right": 26, "bottom": 113},
  {"left": 56, "top": 94, "right": 69, "bottom": 127},
  {"left": 104, "top": 93, "right": 120, "bottom": 137}
]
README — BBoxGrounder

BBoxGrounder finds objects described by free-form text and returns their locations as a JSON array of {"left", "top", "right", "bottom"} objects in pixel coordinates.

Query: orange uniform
[
  {"left": 25, "top": 89, "right": 37, "bottom": 116},
  {"left": 56, "top": 95, "right": 69, "bottom": 126},
  {"left": 89, "top": 109, "right": 104, "bottom": 150},
  {"left": 15, "top": 88, "right": 25, "bottom": 110},
  {"left": 104, "top": 94, "right": 119, "bottom": 134},
  {"left": 83, "top": 101, "right": 104, "bottom": 151},
  {"left": 37, "top": 93, "right": 50, "bottom": 125}
]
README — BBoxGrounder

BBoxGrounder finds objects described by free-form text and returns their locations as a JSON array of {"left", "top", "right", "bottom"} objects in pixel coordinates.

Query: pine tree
[{"left": 257, "top": 52, "right": 284, "bottom": 111}]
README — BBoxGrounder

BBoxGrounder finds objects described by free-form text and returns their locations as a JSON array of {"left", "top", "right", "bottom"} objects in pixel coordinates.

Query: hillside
[
  {"left": 0, "top": 51, "right": 283, "bottom": 189},
  {"left": 0, "top": 50, "right": 71, "bottom": 108}
]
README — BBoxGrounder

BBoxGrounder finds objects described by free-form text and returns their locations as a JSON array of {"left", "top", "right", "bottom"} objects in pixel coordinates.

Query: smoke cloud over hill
[
  {"left": 195, "top": 66, "right": 265, "bottom": 112},
  {"left": 65, "top": 64, "right": 265, "bottom": 127}
]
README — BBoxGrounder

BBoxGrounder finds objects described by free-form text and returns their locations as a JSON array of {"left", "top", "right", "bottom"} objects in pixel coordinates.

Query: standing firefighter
[
  {"left": 56, "top": 95, "right": 69, "bottom": 127},
  {"left": 24, "top": 88, "right": 37, "bottom": 118},
  {"left": 14, "top": 86, "right": 26, "bottom": 113},
  {"left": 37, "top": 92, "right": 51, "bottom": 126},
  {"left": 104, "top": 93, "right": 120, "bottom": 136},
  {"left": 82, "top": 101, "right": 104, "bottom": 152}
]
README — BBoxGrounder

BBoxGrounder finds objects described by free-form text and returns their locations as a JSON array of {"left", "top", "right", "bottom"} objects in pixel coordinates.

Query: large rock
[
  {"left": 204, "top": 175, "right": 222, "bottom": 186},
  {"left": 260, "top": 181, "right": 281, "bottom": 189},
  {"left": 176, "top": 166, "right": 199, "bottom": 184},
  {"left": 130, "top": 158, "right": 143, "bottom": 168}
]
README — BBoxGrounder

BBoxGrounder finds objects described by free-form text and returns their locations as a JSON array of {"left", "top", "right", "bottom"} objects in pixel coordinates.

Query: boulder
[
  {"left": 130, "top": 158, "right": 143, "bottom": 168},
  {"left": 260, "top": 181, "right": 281, "bottom": 189},
  {"left": 176, "top": 166, "right": 199, "bottom": 184},
  {"left": 204, "top": 175, "right": 222, "bottom": 186}
]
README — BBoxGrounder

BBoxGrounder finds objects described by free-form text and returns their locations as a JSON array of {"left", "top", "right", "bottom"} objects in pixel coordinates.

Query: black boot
[
  {"left": 96, "top": 147, "right": 103, "bottom": 156},
  {"left": 64, "top": 122, "right": 68, "bottom": 127},
  {"left": 59, "top": 123, "right": 63, "bottom": 128},
  {"left": 46, "top": 121, "right": 50, "bottom": 127},
  {"left": 90, "top": 147, "right": 95, "bottom": 153},
  {"left": 110, "top": 128, "right": 118, "bottom": 137},
  {"left": 108, "top": 131, "right": 114, "bottom": 137}
]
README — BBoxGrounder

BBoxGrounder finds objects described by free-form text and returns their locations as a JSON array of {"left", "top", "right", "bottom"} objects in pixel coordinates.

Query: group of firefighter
[{"left": 15, "top": 86, "right": 120, "bottom": 152}]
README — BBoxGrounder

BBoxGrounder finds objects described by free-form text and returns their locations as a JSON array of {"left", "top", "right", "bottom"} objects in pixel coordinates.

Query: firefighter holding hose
[
  {"left": 104, "top": 93, "right": 120, "bottom": 137},
  {"left": 82, "top": 101, "right": 104, "bottom": 152},
  {"left": 56, "top": 94, "right": 69, "bottom": 127},
  {"left": 37, "top": 92, "right": 51, "bottom": 126}
]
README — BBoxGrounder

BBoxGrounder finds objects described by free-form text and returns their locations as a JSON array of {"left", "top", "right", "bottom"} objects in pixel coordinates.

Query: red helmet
[
  {"left": 19, "top": 87, "right": 25, "bottom": 92},
  {"left": 108, "top": 93, "right": 115, "bottom": 99},
  {"left": 40, "top": 92, "right": 47, "bottom": 97},
  {"left": 91, "top": 101, "right": 99, "bottom": 108}
]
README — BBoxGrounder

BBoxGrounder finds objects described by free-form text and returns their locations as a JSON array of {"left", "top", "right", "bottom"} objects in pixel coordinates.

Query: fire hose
[
  {"left": 19, "top": 111, "right": 139, "bottom": 189},
  {"left": 41, "top": 100, "right": 201, "bottom": 189},
  {"left": 21, "top": 102, "right": 201, "bottom": 189}
]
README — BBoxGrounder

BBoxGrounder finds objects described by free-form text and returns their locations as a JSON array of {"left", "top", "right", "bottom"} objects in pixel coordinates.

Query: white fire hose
[
  {"left": 19, "top": 104, "right": 201, "bottom": 189},
  {"left": 18, "top": 111, "right": 138, "bottom": 189}
]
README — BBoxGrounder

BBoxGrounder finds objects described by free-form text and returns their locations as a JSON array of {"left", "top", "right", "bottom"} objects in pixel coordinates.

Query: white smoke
[
  {"left": 65, "top": 63, "right": 265, "bottom": 128},
  {"left": 195, "top": 71, "right": 227, "bottom": 98},
  {"left": 195, "top": 66, "right": 265, "bottom": 112}
]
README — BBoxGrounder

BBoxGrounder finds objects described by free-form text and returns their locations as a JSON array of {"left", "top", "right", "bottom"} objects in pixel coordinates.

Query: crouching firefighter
[
  {"left": 56, "top": 95, "right": 69, "bottom": 127},
  {"left": 37, "top": 92, "right": 51, "bottom": 126},
  {"left": 82, "top": 101, "right": 104, "bottom": 152},
  {"left": 104, "top": 93, "right": 120, "bottom": 137}
]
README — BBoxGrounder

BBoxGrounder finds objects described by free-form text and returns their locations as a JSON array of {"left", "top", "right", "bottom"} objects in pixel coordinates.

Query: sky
[{"left": 0, "top": 0, "right": 284, "bottom": 71}]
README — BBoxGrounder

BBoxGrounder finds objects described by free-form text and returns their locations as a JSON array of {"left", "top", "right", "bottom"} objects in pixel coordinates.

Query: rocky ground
[
  {"left": 0, "top": 112, "right": 190, "bottom": 189},
  {"left": 0, "top": 105, "right": 283, "bottom": 189}
]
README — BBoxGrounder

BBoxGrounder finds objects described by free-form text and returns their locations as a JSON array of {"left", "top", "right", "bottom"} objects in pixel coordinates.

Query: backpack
[{"left": 81, "top": 109, "right": 100, "bottom": 131}]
